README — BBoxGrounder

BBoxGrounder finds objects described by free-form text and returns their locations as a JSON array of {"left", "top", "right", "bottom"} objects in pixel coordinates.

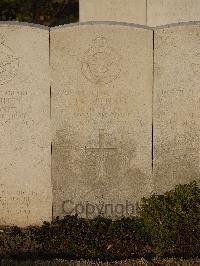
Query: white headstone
[
  {"left": 80, "top": 0, "right": 200, "bottom": 27},
  {"left": 51, "top": 23, "right": 153, "bottom": 219},
  {"left": 0, "top": 23, "right": 52, "bottom": 227},
  {"left": 148, "top": 0, "right": 200, "bottom": 27},
  {"left": 154, "top": 23, "right": 200, "bottom": 193},
  {"left": 79, "top": 0, "right": 147, "bottom": 25}
]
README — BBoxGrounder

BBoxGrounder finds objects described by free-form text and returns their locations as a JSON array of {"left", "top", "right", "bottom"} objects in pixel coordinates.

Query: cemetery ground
[
  {"left": 0, "top": 181, "right": 199, "bottom": 265},
  {"left": 1, "top": 258, "right": 200, "bottom": 266}
]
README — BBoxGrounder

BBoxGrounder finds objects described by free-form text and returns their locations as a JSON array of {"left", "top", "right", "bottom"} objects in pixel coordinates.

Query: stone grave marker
[
  {"left": 79, "top": 0, "right": 147, "bottom": 25},
  {"left": 148, "top": 0, "right": 200, "bottom": 26},
  {"left": 51, "top": 23, "right": 153, "bottom": 219},
  {"left": 0, "top": 23, "right": 52, "bottom": 226},
  {"left": 153, "top": 23, "right": 200, "bottom": 193}
]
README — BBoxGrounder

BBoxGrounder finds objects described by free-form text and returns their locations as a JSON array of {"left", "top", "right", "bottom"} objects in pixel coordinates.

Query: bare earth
[{"left": 1, "top": 259, "right": 200, "bottom": 266}]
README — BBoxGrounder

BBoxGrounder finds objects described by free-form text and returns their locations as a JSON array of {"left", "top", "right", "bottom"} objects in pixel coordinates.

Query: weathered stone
[
  {"left": 51, "top": 23, "right": 153, "bottom": 219},
  {"left": 0, "top": 23, "right": 52, "bottom": 226},
  {"left": 148, "top": 0, "right": 200, "bottom": 27},
  {"left": 79, "top": 0, "right": 147, "bottom": 25},
  {"left": 80, "top": 0, "right": 200, "bottom": 27},
  {"left": 153, "top": 24, "right": 200, "bottom": 193}
]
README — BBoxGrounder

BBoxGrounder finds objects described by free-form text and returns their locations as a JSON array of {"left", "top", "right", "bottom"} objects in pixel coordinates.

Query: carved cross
[{"left": 85, "top": 129, "right": 117, "bottom": 179}]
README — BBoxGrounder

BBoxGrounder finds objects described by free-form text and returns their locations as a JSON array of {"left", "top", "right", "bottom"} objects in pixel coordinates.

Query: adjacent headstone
[
  {"left": 148, "top": 0, "right": 200, "bottom": 27},
  {"left": 153, "top": 24, "right": 200, "bottom": 193},
  {"left": 80, "top": 0, "right": 200, "bottom": 27},
  {"left": 0, "top": 23, "right": 52, "bottom": 226},
  {"left": 79, "top": 0, "right": 147, "bottom": 25},
  {"left": 51, "top": 23, "right": 153, "bottom": 219}
]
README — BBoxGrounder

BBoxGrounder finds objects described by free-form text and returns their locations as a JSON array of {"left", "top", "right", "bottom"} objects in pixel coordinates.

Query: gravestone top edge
[
  {"left": 50, "top": 21, "right": 153, "bottom": 31},
  {"left": 0, "top": 21, "right": 49, "bottom": 30},
  {"left": 153, "top": 21, "right": 200, "bottom": 30},
  {"left": 1, "top": 20, "right": 200, "bottom": 31}
]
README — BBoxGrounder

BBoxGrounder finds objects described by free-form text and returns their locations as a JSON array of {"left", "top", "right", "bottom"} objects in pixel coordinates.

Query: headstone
[
  {"left": 148, "top": 0, "right": 200, "bottom": 27},
  {"left": 153, "top": 24, "right": 200, "bottom": 193},
  {"left": 51, "top": 23, "right": 153, "bottom": 219},
  {"left": 0, "top": 23, "right": 52, "bottom": 226},
  {"left": 80, "top": 0, "right": 200, "bottom": 27},
  {"left": 79, "top": 0, "right": 147, "bottom": 25}
]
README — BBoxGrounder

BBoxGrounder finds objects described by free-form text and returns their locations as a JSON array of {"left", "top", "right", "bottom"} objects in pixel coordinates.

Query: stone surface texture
[
  {"left": 0, "top": 24, "right": 52, "bottom": 226},
  {"left": 148, "top": 0, "right": 200, "bottom": 26},
  {"left": 51, "top": 23, "right": 153, "bottom": 219},
  {"left": 153, "top": 24, "right": 200, "bottom": 194},
  {"left": 79, "top": 0, "right": 147, "bottom": 25},
  {"left": 80, "top": 0, "right": 200, "bottom": 27}
]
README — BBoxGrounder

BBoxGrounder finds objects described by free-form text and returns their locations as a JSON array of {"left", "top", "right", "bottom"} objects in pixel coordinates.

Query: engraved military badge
[
  {"left": 81, "top": 36, "right": 122, "bottom": 85},
  {"left": 0, "top": 34, "right": 20, "bottom": 86}
]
